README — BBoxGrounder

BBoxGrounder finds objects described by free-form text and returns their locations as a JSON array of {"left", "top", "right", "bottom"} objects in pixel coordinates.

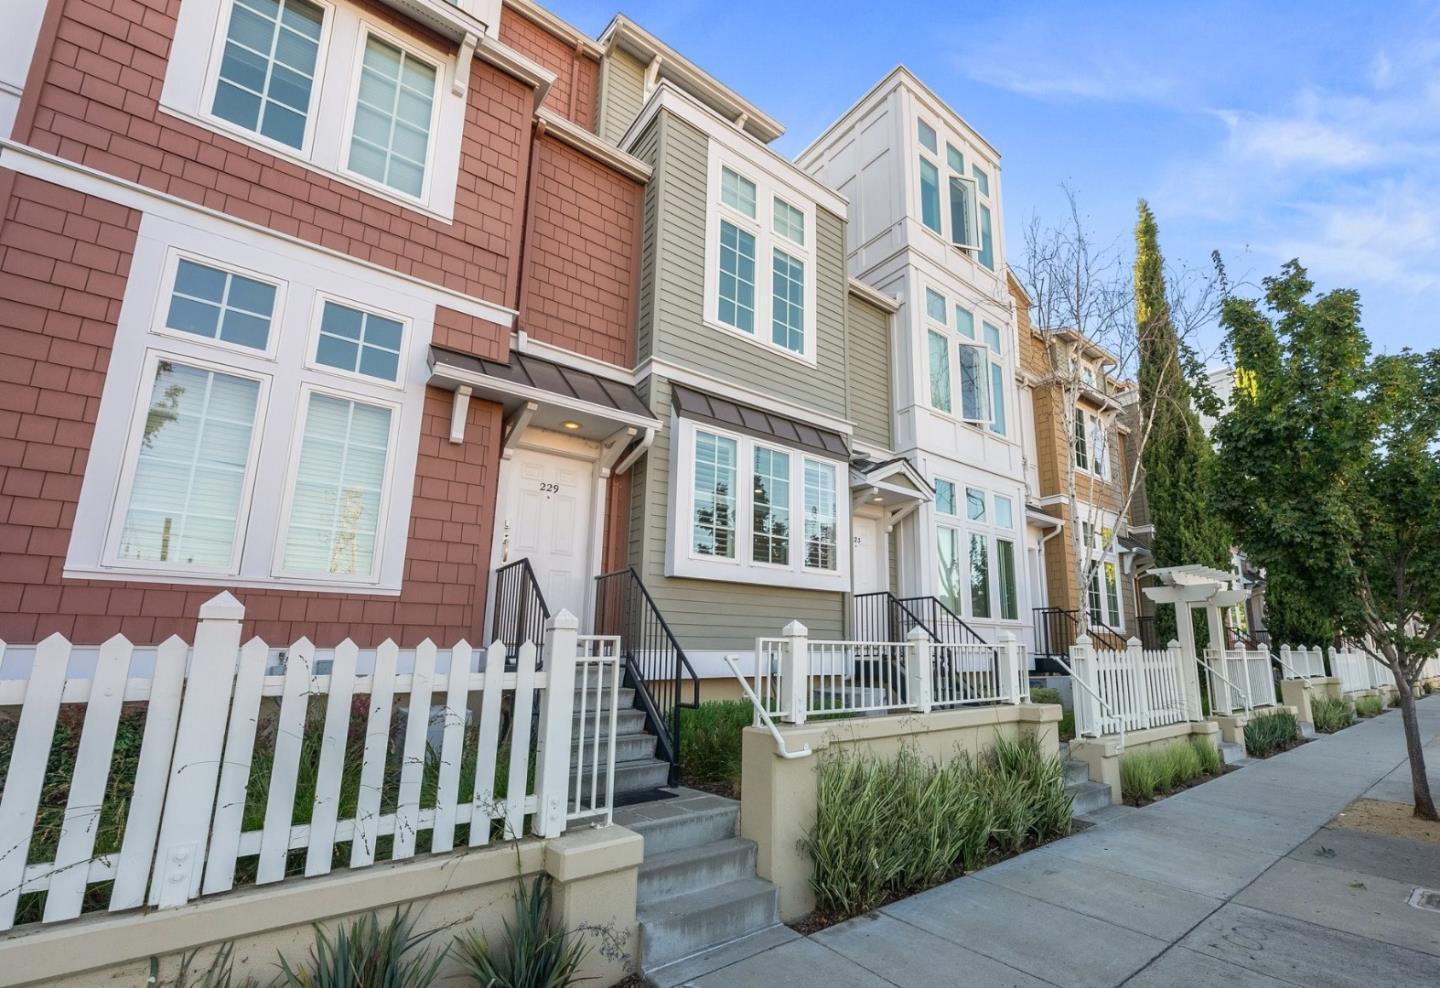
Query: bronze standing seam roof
[
  {"left": 670, "top": 384, "right": 849, "bottom": 459},
  {"left": 428, "top": 345, "right": 653, "bottom": 420}
]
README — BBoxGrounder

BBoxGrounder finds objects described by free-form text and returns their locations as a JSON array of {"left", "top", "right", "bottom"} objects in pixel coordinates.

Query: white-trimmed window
[
  {"left": 916, "top": 117, "right": 981, "bottom": 252},
  {"left": 706, "top": 153, "right": 818, "bottom": 363},
  {"left": 1082, "top": 521, "right": 1124, "bottom": 629},
  {"left": 668, "top": 417, "right": 848, "bottom": 590},
  {"left": 923, "top": 285, "right": 989, "bottom": 425},
  {"left": 1073, "top": 408, "right": 1109, "bottom": 478},
  {"left": 162, "top": 0, "right": 465, "bottom": 219},
  {"left": 972, "top": 163, "right": 996, "bottom": 270},
  {"left": 934, "top": 481, "right": 1020, "bottom": 624},
  {"left": 983, "top": 321, "right": 1007, "bottom": 436},
  {"left": 67, "top": 214, "right": 439, "bottom": 593}
]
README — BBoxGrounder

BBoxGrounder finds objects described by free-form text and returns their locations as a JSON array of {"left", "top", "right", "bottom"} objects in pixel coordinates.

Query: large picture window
[
  {"left": 670, "top": 417, "right": 847, "bottom": 589},
  {"left": 924, "top": 285, "right": 991, "bottom": 425},
  {"left": 933, "top": 479, "right": 1021, "bottom": 625}
]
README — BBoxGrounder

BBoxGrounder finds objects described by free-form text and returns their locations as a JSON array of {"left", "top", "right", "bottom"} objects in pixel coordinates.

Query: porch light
[{"left": 562, "top": 420, "right": 582, "bottom": 430}]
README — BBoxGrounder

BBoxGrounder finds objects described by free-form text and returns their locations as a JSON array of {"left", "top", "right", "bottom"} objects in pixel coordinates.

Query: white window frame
[
  {"left": 305, "top": 291, "right": 412, "bottom": 390},
  {"left": 151, "top": 249, "right": 288, "bottom": 361},
  {"left": 932, "top": 476, "right": 1023, "bottom": 626},
  {"left": 67, "top": 211, "right": 438, "bottom": 594},
  {"left": 666, "top": 414, "right": 849, "bottom": 590},
  {"left": 703, "top": 148, "right": 820, "bottom": 366},
  {"left": 161, "top": 0, "right": 465, "bottom": 221},
  {"left": 921, "top": 282, "right": 990, "bottom": 427},
  {"left": 103, "top": 349, "right": 273, "bottom": 576},
  {"left": 913, "top": 115, "right": 983, "bottom": 253},
  {"left": 1074, "top": 409, "right": 1109, "bottom": 480},
  {"left": 337, "top": 24, "right": 445, "bottom": 207},
  {"left": 1082, "top": 516, "right": 1125, "bottom": 629},
  {"left": 270, "top": 381, "right": 404, "bottom": 584}
]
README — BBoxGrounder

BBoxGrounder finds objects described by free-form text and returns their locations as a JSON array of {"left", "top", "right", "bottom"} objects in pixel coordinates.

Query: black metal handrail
[
  {"left": 491, "top": 558, "right": 550, "bottom": 660},
  {"left": 852, "top": 591, "right": 936, "bottom": 643},
  {"left": 896, "top": 595, "right": 989, "bottom": 646},
  {"left": 1033, "top": 606, "right": 1127, "bottom": 658},
  {"left": 593, "top": 568, "right": 699, "bottom": 785}
]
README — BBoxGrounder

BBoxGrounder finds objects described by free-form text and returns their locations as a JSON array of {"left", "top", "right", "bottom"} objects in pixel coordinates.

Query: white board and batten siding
[{"left": 0, "top": 594, "right": 620, "bottom": 931}]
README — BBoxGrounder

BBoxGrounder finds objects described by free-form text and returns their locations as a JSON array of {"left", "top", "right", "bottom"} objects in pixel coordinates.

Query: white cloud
[{"left": 1216, "top": 111, "right": 1383, "bottom": 170}]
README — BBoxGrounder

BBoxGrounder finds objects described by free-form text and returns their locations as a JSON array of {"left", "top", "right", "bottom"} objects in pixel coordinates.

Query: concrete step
[
  {"left": 570, "top": 732, "right": 658, "bottom": 764},
  {"left": 571, "top": 686, "right": 635, "bottom": 710},
  {"left": 1219, "top": 741, "right": 1251, "bottom": 767},
  {"left": 617, "top": 797, "right": 740, "bottom": 858},
  {"left": 639, "top": 837, "right": 757, "bottom": 903},
  {"left": 638, "top": 877, "right": 780, "bottom": 971},
  {"left": 1076, "top": 802, "right": 1136, "bottom": 826},
  {"left": 1063, "top": 758, "right": 1090, "bottom": 787},
  {"left": 644, "top": 923, "right": 798, "bottom": 988},
  {"left": 1300, "top": 721, "right": 1316, "bottom": 740},
  {"left": 571, "top": 757, "right": 670, "bottom": 797},
  {"left": 1067, "top": 779, "right": 1113, "bottom": 818},
  {"left": 574, "top": 707, "right": 647, "bottom": 735}
]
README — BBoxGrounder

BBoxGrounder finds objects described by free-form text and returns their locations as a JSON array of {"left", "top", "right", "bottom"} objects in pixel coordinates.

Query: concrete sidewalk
[{"left": 685, "top": 696, "right": 1440, "bottom": 987}]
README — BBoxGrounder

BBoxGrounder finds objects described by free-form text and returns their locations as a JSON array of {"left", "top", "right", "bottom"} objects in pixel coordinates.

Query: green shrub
[
  {"left": 1311, "top": 697, "right": 1355, "bottom": 733},
  {"left": 1029, "top": 686, "right": 1062, "bottom": 706},
  {"left": 1058, "top": 711, "right": 1076, "bottom": 742},
  {"left": 454, "top": 875, "right": 589, "bottom": 988},
  {"left": 679, "top": 700, "right": 752, "bottom": 793},
  {"left": 1243, "top": 710, "right": 1302, "bottom": 757},
  {"left": 1353, "top": 695, "right": 1384, "bottom": 718},
  {"left": 278, "top": 908, "right": 445, "bottom": 988},
  {"left": 804, "top": 737, "right": 1071, "bottom": 918},
  {"left": 1119, "top": 739, "right": 1223, "bottom": 803},
  {"left": 1389, "top": 691, "right": 1404, "bottom": 708}
]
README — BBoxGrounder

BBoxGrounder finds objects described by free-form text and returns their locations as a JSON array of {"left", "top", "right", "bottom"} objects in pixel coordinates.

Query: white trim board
[{"left": 0, "top": 140, "right": 517, "bottom": 328}]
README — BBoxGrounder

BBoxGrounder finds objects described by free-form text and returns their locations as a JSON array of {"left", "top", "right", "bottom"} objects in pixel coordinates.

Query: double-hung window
[
  {"left": 672, "top": 417, "right": 846, "bottom": 589},
  {"left": 166, "top": 0, "right": 462, "bottom": 217},
  {"left": 70, "top": 217, "right": 432, "bottom": 593},
  {"left": 707, "top": 155, "right": 817, "bottom": 361},
  {"left": 924, "top": 286, "right": 990, "bottom": 425}
]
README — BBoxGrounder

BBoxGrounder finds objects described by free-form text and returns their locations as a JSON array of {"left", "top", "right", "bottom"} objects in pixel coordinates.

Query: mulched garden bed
[{"left": 1244, "top": 735, "right": 1309, "bottom": 760}]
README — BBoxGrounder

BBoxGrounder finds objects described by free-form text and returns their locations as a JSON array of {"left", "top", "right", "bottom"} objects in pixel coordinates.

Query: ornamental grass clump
[
  {"left": 679, "top": 700, "right": 752, "bottom": 795},
  {"left": 1243, "top": 710, "right": 1302, "bottom": 757},
  {"left": 1119, "top": 738, "right": 1224, "bottom": 804},
  {"left": 453, "top": 875, "right": 589, "bottom": 988},
  {"left": 1353, "top": 695, "right": 1385, "bottom": 718},
  {"left": 277, "top": 908, "right": 445, "bottom": 988},
  {"left": 804, "top": 737, "right": 1071, "bottom": 919},
  {"left": 1311, "top": 697, "right": 1355, "bottom": 733}
]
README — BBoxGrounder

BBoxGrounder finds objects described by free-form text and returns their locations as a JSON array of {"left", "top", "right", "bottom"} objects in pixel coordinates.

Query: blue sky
[{"left": 549, "top": 0, "right": 1440, "bottom": 358}]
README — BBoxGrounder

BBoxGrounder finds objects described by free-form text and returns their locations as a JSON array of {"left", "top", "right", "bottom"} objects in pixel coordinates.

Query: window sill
[
  {"left": 667, "top": 554, "right": 847, "bottom": 592},
  {"left": 702, "top": 317, "right": 818, "bottom": 369},
  {"left": 157, "top": 107, "right": 456, "bottom": 225},
  {"left": 63, "top": 565, "right": 403, "bottom": 597}
]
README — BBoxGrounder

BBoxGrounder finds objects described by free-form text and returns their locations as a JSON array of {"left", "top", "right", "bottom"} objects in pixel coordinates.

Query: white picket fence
[
  {"left": 0, "top": 594, "right": 620, "bottom": 931},
  {"left": 1069, "top": 637, "right": 1200, "bottom": 738},
  {"left": 1276, "top": 644, "right": 1326, "bottom": 680},
  {"left": 1201, "top": 647, "right": 1280, "bottom": 716},
  {"left": 739, "top": 622, "right": 1026, "bottom": 725},
  {"left": 1331, "top": 647, "right": 1393, "bottom": 695}
]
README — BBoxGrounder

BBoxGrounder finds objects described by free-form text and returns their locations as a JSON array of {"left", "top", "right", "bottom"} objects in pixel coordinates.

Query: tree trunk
[{"left": 1396, "top": 685, "right": 1438, "bottom": 821}]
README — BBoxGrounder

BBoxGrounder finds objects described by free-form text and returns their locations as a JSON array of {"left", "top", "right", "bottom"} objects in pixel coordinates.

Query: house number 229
[{"left": 538, "top": 482, "right": 561, "bottom": 494}]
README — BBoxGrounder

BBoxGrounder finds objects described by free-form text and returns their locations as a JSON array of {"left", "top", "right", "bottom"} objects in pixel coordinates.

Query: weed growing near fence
[
  {"left": 1119, "top": 739, "right": 1224, "bottom": 804},
  {"left": 1029, "top": 687, "right": 1074, "bottom": 741},
  {"left": 1244, "top": 710, "right": 1303, "bottom": 757},
  {"left": 679, "top": 700, "right": 752, "bottom": 796},
  {"left": 1311, "top": 697, "right": 1356, "bottom": 733},
  {"left": 804, "top": 737, "right": 1071, "bottom": 920},
  {"left": 1353, "top": 695, "right": 1385, "bottom": 718}
]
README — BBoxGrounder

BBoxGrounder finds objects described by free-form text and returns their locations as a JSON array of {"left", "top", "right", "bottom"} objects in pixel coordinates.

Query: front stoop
[
  {"left": 613, "top": 789, "right": 786, "bottom": 986},
  {"left": 1219, "top": 740, "right": 1251, "bottom": 767},
  {"left": 1060, "top": 742, "right": 1115, "bottom": 821},
  {"left": 571, "top": 683, "right": 672, "bottom": 799}
]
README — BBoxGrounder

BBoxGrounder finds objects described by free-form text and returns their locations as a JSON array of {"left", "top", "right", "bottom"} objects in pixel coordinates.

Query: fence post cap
[
  {"left": 998, "top": 631, "right": 1017, "bottom": 643},
  {"left": 906, "top": 625, "right": 930, "bottom": 642},
  {"left": 782, "top": 620, "right": 808, "bottom": 637},
  {"left": 198, "top": 591, "right": 245, "bottom": 621},
  {"left": 546, "top": 609, "right": 579, "bottom": 631},
  {"left": 1127, "top": 636, "right": 1143, "bottom": 647},
  {"left": 1075, "top": 633, "right": 1092, "bottom": 645},
  {"left": 1167, "top": 639, "right": 1182, "bottom": 649}
]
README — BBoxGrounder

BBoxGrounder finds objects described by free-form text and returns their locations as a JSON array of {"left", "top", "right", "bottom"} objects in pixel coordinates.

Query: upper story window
[
  {"left": 972, "top": 164, "right": 995, "bottom": 270},
  {"left": 916, "top": 118, "right": 983, "bottom": 254},
  {"left": 983, "top": 321, "right": 1007, "bottom": 436},
  {"left": 705, "top": 153, "right": 819, "bottom": 363},
  {"left": 67, "top": 215, "right": 434, "bottom": 594},
  {"left": 163, "top": 0, "right": 465, "bottom": 219},
  {"left": 1073, "top": 409, "right": 1109, "bottom": 479},
  {"left": 669, "top": 416, "right": 848, "bottom": 590},
  {"left": 923, "top": 285, "right": 989, "bottom": 425}
]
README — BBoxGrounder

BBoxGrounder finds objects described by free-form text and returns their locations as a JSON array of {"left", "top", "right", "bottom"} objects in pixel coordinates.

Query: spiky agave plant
[
  {"left": 453, "top": 875, "right": 589, "bottom": 988},
  {"left": 277, "top": 908, "right": 446, "bottom": 988}
]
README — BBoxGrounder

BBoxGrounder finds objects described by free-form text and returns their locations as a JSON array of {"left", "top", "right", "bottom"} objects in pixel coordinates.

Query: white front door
[
  {"left": 851, "top": 514, "right": 886, "bottom": 595},
  {"left": 498, "top": 447, "right": 595, "bottom": 621}
]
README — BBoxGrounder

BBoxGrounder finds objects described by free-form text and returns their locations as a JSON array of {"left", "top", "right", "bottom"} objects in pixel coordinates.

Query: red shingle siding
[
  {"left": 0, "top": 173, "right": 506, "bottom": 647},
  {"left": 19, "top": 0, "right": 529, "bottom": 308},
  {"left": 519, "top": 134, "right": 641, "bottom": 367},
  {"left": 498, "top": 6, "right": 598, "bottom": 131}
]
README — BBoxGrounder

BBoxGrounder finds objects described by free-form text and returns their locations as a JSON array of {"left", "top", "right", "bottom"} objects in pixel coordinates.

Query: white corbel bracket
[
  {"left": 453, "top": 32, "right": 479, "bottom": 98},
  {"left": 886, "top": 500, "right": 920, "bottom": 533},
  {"left": 598, "top": 426, "right": 638, "bottom": 478},
  {"left": 448, "top": 385, "right": 472, "bottom": 444},
  {"left": 501, "top": 400, "right": 538, "bottom": 459}
]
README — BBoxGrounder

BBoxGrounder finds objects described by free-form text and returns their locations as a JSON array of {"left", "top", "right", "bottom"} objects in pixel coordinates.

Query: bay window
[
  {"left": 933, "top": 481, "right": 1020, "bottom": 624},
  {"left": 706, "top": 156, "right": 817, "bottom": 361},
  {"left": 916, "top": 119, "right": 980, "bottom": 250},
  {"left": 670, "top": 417, "right": 847, "bottom": 589},
  {"left": 924, "top": 286, "right": 990, "bottom": 425}
]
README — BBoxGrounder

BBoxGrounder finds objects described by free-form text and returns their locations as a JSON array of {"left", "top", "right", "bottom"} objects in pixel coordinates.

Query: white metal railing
[
  {"left": 1202, "top": 647, "right": 1278, "bottom": 716},
  {"left": 1070, "top": 637, "right": 1200, "bottom": 739},
  {"left": 1331, "top": 647, "right": 1375, "bottom": 695},
  {"left": 0, "top": 595, "right": 617, "bottom": 932},
  {"left": 1277, "top": 644, "right": 1326, "bottom": 681},
  {"left": 731, "top": 621, "right": 1025, "bottom": 726}
]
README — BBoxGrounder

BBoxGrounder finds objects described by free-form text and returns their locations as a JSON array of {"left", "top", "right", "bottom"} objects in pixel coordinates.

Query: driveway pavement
[{"left": 690, "top": 695, "right": 1440, "bottom": 987}]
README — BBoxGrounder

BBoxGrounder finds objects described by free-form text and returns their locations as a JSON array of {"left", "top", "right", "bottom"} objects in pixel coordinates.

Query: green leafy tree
[
  {"left": 1134, "top": 201, "right": 1230, "bottom": 641},
  {"left": 1214, "top": 261, "right": 1439, "bottom": 820}
]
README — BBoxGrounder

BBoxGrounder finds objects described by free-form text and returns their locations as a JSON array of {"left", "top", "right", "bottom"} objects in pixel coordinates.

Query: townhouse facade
[
  {"left": 798, "top": 68, "right": 1033, "bottom": 651},
  {"left": 0, "top": 0, "right": 654, "bottom": 647}
]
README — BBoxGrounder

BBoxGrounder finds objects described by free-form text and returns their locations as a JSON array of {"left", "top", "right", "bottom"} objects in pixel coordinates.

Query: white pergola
[{"left": 1142, "top": 565, "right": 1251, "bottom": 663}]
